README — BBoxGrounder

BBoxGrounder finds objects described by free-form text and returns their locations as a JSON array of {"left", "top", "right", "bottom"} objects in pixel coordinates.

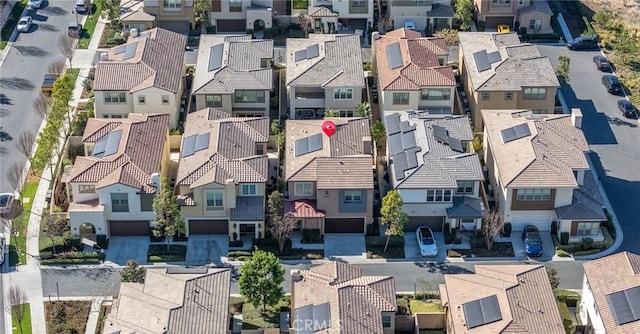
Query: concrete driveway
[
  {"left": 186, "top": 235, "right": 229, "bottom": 265},
  {"left": 404, "top": 232, "right": 447, "bottom": 262},
  {"left": 324, "top": 234, "right": 366, "bottom": 261},
  {"left": 511, "top": 231, "right": 555, "bottom": 261},
  {"left": 104, "top": 237, "right": 150, "bottom": 265}
]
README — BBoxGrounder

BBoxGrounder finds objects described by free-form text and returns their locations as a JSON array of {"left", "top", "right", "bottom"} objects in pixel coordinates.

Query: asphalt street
[
  {"left": 538, "top": 45, "right": 640, "bottom": 254},
  {"left": 0, "top": 0, "right": 76, "bottom": 193}
]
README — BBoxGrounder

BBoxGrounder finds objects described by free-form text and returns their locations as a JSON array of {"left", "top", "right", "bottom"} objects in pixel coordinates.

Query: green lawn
[
  {"left": 242, "top": 300, "right": 290, "bottom": 329},
  {"left": 0, "top": 0, "right": 27, "bottom": 50},
  {"left": 147, "top": 244, "right": 187, "bottom": 262},
  {"left": 78, "top": 2, "right": 103, "bottom": 49},
  {"left": 9, "top": 180, "right": 39, "bottom": 266},
  {"left": 410, "top": 300, "right": 443, "bottom": 313},
  {"left": 67, "top": 68, "right": 80, "bottom": 83},
  {"left": 12, "top": 303, "right": 32, "bottom": 334},
  {"left": 292, "top": 0, "right": 309, "bottom": 9}
]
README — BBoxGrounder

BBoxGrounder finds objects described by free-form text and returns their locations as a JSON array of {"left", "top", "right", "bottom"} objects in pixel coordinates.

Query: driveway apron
[
  {"left": 323, "top": 234, "right": 366, "bottom": 260},
  {"left": 104, "top": 237, "right": 150, "bottom": 265},
  {"left": 186, "top": 235, "right": 229, "bottom": 265}
]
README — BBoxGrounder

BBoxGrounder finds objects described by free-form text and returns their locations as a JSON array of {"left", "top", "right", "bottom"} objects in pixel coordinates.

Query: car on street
[
  {"left": 617, "top": 100, "right": 637, "bottom": 118},
  {"left": 522, "top": 225, "right": 543, "bottom": 257},
  {"left": 0, "top": 193, "right": 15, "bottom": 214},
  {"left": 27, "top": 0, "right": 42, "bottom": 9},
  {"left": 75, "top": 0, "right": 90, "bottom": 13},
  {"left": 602, "top": 74, "right": 623, "bottom": 95},
  {"left": 592, "top": 55, "right": 611, "bottom": 71},
  {"left": 567, "top": 34, "right": 599, "bottom": 50},
  {"left": 0, "top": 233, "right": 5, "bottom": 265},
  {"left": 416, "top": 226, "right": 438, "bottom": 257},
  {"left": 497, "top": 24, "right": 510, "bottom": 33},
  {"left": 17, "top": 16, "right": 32, "bottom": 33}
]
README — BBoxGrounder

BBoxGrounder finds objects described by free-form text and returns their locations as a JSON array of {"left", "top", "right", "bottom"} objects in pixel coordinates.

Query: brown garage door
[
  {"left": 188, "top": 220, "right": 229, "bottom": 235},
  {"left": 109, "top": 221, "right": 150, "bottom": 236},
  {"left": 217, "top": 19, "right": 246, "bottom": 32},
  {"left": 325, "top": 218, "right": 365, "bottom": 233},
  {"left": 157, "top": 20, "right": 190, "bottom": 34},
  {"left": 484, "top": 16, "right": 514, "bottom": 29},
  {"left": 404, "top": 216, "right": 444, "bottom": 232}
]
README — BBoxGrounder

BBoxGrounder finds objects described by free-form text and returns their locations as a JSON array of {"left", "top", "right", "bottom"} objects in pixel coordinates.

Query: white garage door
[{"left": 510, "top": 215, "right": 552, "bottom": 231}]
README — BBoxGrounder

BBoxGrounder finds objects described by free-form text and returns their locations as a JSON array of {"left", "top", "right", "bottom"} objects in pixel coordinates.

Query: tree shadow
[
  {"left": 0, "top": 93, "right": 12, "bottom": 105},
  {"left": 0, "top": 130, "right": 13, "bottom": 141},
  {"left": 606, "top": 115, "right": 638, "bottom": 128},
  {"left": 13, "top": 45, "right": 50, "bottom": 57},
  {"left": 0, "top": 108, "right": 10, "bottom": 116},
  {"left": 0, "top": 146, "right": 8, "bottom": 155},
  {"left": 0, "top": 77, "right": 35, "bottom": 90},
  {"left": 39, "top": 6, "right": 67, "bottom": 16},
  {"left": 35, "top": 23, "right": 58, "bottom": 32},
  {"left": 413, "top": 261, "right": 474, "bottom": 274}
]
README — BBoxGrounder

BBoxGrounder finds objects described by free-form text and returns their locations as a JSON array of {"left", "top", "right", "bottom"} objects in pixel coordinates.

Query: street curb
[{"left": 0, "top": 2, "right": 29, "bottom": 68}]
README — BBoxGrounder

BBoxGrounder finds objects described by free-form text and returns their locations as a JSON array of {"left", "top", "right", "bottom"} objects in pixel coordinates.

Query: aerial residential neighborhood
[{"left": 0, "top": 0, "right": 640, "bottom": 333}]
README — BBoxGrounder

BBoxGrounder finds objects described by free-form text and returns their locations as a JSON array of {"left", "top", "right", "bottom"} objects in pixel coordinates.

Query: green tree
[
  {"left": 455, "top": 0, "right": 474, "bottom": 31},
  {"left": 547, "top": 267, "right": 560, "bottom": 289},
  {"left": 152, "top": 177, "right": 185, "bottom": 249},
  {"left": 557, "top": 55, "right": 571, "bottom": 83},
  {"left": 268, "top": 190, "right": 284, "bottom": 216},
  {"left": 380, "top": 190, "right": 408, "bottom": 252},
  {"left": 97, "top": 0, "right": 121, "bottom": 22},
  {"left": 324, "top": 109, "right": 339, "bottom": 117},
  {"left": 193, "top": 0, "right": 211, "bottom": 28},
  {"left": 482, "top": 210, "right": 504, "bottom": 250},
  {"left": 239, "top": 249, "right": 285, "bottom": 311},
  {"left": 41, "top": 212, "right": 69, "bottom": 254},
  {"left": 434, "top": 28, "right": 459, "bottom": 46},
  {"left": 370, "top": 120, "right": 386, "bottom": 147},
  {"left": 120, "top": 259, "right": 146, "bottom": 283},
  {"left": 355, "top": 102, "right": 372, "bottom": 118}
]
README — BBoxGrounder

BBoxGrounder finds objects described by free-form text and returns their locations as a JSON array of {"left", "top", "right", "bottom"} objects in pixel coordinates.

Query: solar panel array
[
  {"left": 182, "top": 133, "right": 211, "bottom": 158},
  {"left": 123, "top": 42, "right": 138, "bottom": 60},
  {"left": 487, "top": 51, "right": 502, "bottom": 64},
  {"left": 294, "top": 49, "right": 307, "bottom": 62},
  {"left": 93, "top": 130, "right": 123, "bottom": 158},
  {"left": 113, "top": 44, "right": 127, "bottom": 55},
  {"left": 432, "top": 124, "right": 465, "bottom": 153},
  {"left": 385, "top": 113, "right": 420, "bottom": 181},
  {"left": 208, "top": 44, "right": 224, "bottom": 72},
  {"left": 294, "top": 303, "right": 331, "bottom": 334},
  {"left": 386, "top": 42, "right": 403, "bottom": 70},
  {"left": 294, "top": 133, "right": 324, "bottom": 157},
  {"left": 473, "top": 50, "right": 491, "bottom": 72},
  {"left": 607, "top": 286, "right": 640, "bottom": 325},
  {"left": 500, "top": 123, "right": 531, "bottom": 143},
  {"left": 462, "top": 295, "right": 503, "bottom": 329},
  {"left": 306, "top": 44, "right": 320, "bottom": 59}
]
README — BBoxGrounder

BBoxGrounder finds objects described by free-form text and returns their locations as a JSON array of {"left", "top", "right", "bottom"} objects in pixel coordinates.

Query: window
[
  {"left": 456, "top": 181, "right": 474, "bottom": 194},
  {"left": 413, "top": 0, "right": 428, "bottom": 4},
  {"left": 576, "top": 222, "right": 600, "bottom": 236},
  {"left": 492, "top": 0, "right": 511, "bottom": 5},
  {"left": 529, "top": 19, "right": 542, "bottom": 31},
  {"left": 352, "top": 0, "right": 366, "bottom": 6},
  {"left": 421, "top": 88, "right": 451, "bottom": 101},
  {"left": 110, "top": 115, "right": 123, "bottom": 118},
  {"left": 163, "top": 0, "right": 181, "bottom": 9},
  {"left": 344, "top": 190, "right": 362, "bottom": 203},
  {"left": 460, "top": 218, "right": 475, "bottom": 224},
  {"left": 516, "top": 189, "right": 551, "bottom": 201},
  {"left": 79, "top": 185, "right": 95, "bottom": 193},
  {"left": 505, "top": 92, "right": 513, "bottom": 100},
  {"left": 140, "top": 194, "right": 154, "bottom": 212},
  {"left": 111, "top": 193, "right": 129, "bottom": 212},
  {"left": 518, "top": 0, "right": 525, "bottom": 5},
  {"left": 294, "top": 182, "right": 313, "bottom": 196},
  {"left": 426, "top": 189, "right": 452, "bottom": 202},
  {"left": 481, "top": 92, "right": 490, "bottom": 100},
  {"left": 334, "top": 88, "right": 353, "bottom": 100},
  {"left": 241, "top": 184, "right": 257, "bottom": 196},
  {"left": 392, "top": 93, "right": 409, "bottom": 105},
  {"left": 382, "top": 315, "right": 392, "bottom": 328},
  {"left": 235, "top": 90, "right": 265, "bottom": 103},
  {"left": 138, "top": 95, "right": 146, "bottom": 104},
  {"left": 229, "top": 0, "right": 242, "bottom": 12},
  {"left": 523, "top": 87, "right": 546, "bottom": 100},
  {"left": 161, "top": 95, "right": 170, "bottom": 104},
  {"left": 205, "top": 95, "right": 222, "bottom": 107},
  {"left": 206, "top": 192, "right": 224, "bottom": 210},
  {"left": 256, "top": 144, "right": 265, "bottom": 155},
  {"left": 339, "top": 110, "right": 354, "bottom": 117},
  {"left": 531, "top": 109, "right": 547, "bottom": 114},
  {"left": 104, "top": 91, "right": 126, "bottom": 103}
]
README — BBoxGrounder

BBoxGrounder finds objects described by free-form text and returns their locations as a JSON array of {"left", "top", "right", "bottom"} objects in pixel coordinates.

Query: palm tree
[{"left": 355, "top": 102, "right": 372, "bottom": 118}]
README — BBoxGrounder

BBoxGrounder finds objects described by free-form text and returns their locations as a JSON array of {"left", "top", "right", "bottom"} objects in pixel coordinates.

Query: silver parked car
[{"left": 17, "top": 16, "right": 32, "bottom": 33}]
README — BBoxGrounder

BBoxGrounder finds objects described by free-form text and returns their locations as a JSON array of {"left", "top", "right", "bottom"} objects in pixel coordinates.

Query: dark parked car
[
  {"left": 593, "top": 55, "right": 611, "bottom": 71},
  {"left": 617, "top": 100, "right": 637, "bottom": 118},
  {"left": 522, "top": 225, "right": 543, "bottom": 257},
  {"left": 567, "top": 34, "right": 599, "bottom": 50},
  {"left": 602, "top": 75, "right": 623, "bottom": 95}
]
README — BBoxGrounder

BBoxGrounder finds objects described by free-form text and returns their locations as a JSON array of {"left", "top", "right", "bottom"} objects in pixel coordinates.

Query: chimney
[
  {"left": 571, "top": 108, "right": 583, "bottom": 129},
  {"left": 151, "top": 173, "right": 160, "bottom": 188},
  {"left": 362, "top": 136, "right": 372, "bottom": 155},
  {"left": 130, "top": 28, "right": 139, "bottom": 38},
  {"left": 99, "top": 53, "right": 109, "bottom": 61}
]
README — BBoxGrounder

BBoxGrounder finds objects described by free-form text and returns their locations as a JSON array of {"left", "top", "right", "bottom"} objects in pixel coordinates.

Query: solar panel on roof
[
  {"left": 449, "top": 137, "right": 464, "bottom": 153},
  {"left": 400, "top": 120, "right": 415, "bottom": 133},
  {"left": 607, "top": 286, "right": 640, "bottom": 325},
  {"left": 195, "top": 133, "right": 210, "bottom": 152},
  {"left": 93, "top": 136, "right": 108, "bottom": 157},
  {"left": 388, "top": 133, "right": 403, "bottom": 155},
  {"left": 393, "top": 153, "right": 408, "bottom": 181},
  {"left": 462, "top": 295, "right": 502, "bottom": 329},
  {"left": 385, "top": 113, "right": 401, "bottom": 135},
  {"left": 501, "top": 123, "right": 531, "bottom": 143},
  {"left": 182, "top": 134, "right": 197, "bottom": 158},
  {"left": 308, "top": 134, "right": 323, "bottom": 153},
  {"left": 386, "top": 42, "right": 403, "bottom": 70},
  {"left": 312, "top": 303, "right": 331, "bottom": 331},
  {"left": 433, "top": 125, "right": 449, "bottom": 143},
  {"left": 208, "top": 44, "right": 224, "bottom": 72},
  {"left": 294, "top": 305, "right": 313, "bottom": 334},
  {"left": 487, "top": 51, "right": 502, "bottom": 64},
  {"left": 123, "top": 42, "right": 138, "bottom": 60},
  {"left": 113, "top": 44, "right": 127, "bottom": 55},
  {"left": 294, "top": 49, "right": 307, "bottom": 62},
  {"left": 294, "top": 137, "right": 309, "bottom": 157},
  {"left": 402, "top": 131, "right": 417, "bottom": 150},
  {"left": 406, "top": 147, "right": 420, "bottom": 169},
  {"left": 306, "top": 44, "right": 320, "bottom": 59},
  {"left": 103, "top": 130, "right": 122, "bottom": 157},
  {"left": 473, "top": 50, "right": 491, "bottom": 72}
]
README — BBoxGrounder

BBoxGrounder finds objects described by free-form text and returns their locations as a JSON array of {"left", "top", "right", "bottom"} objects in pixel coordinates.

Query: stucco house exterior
[
  {"left": 474, "top": 0, "right": 554, "bottom": 33},
  {"left": 302, "top": 0, "right": 374, "bottom": 34},
  {"left": 388, "top": 0, "right": 454, "bottom": 32},
  {"left": 175, "top": 108, "right": 269, "bottom": 240},
  {"left": 209, "top": 0, "right": 274, "bottom": 33},
  {"left": 140, "top": 0, "right": 195, "bottom": 33},
  {"left": 94, "top": 28, "right": 186, "bottom": 129},
  {"left": 284, "top": 118, "right": 374, "bottom": 234},
  {"left": 191, "top": 34, "right": 273, "bottom": 117},
  {"left": 580, "top": 251, "right": 640, "bottom": 334},
  {"left": 457, "top": 31, "right": 559, "bottom": 131},
  {"left": 372, "top": 28, "right": 455, "bottom": 115},
  {"left": 290, "top": 261, "right": 397, "bottom": 334},
  {"left": 383, "top": 111, "right": 484, "bottom": 232},
  {"left": 286, "top": 34, "right": 365, "bottom": 120},
  {"left": 66, "top": 114, "right": 170, "bottom": 240},
  {"left": 119, "top": 0, "right": 156, "bottom": 33},
  {"left": 482, "top": 109, "right": 607, "bottom": 239}
]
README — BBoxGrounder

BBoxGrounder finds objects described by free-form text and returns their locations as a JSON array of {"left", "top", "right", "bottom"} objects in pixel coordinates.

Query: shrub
[
  {"left": 477, "top": 21, "right": 486, "bottom": 31},
  {"left": 560, "top": 232, "right": 569, "bottom": 245},
  {"left": 305, "top": 253, "right": 323, "bottom": 260},
  {"left": 367, "top": 236, "right": 404, "bottom": 248},
  {"left": 96, "top": 234, "right": 108, "bottom": 249},
  {"left": 366, "top": 223, "right": 379, "bottom": 236},
  {"left": 557, "top": 300, "right": 574, "bottom": 334},
  {"left": 82, "top": 79, "right": 92, "bottom": 91},
  {"left": 581, "top": 237, "right": 594, "bottom": 250},
  {"left": 601, "top": 226, "right": 614, "bottom": 248},
  {"left": 63, "top": 232, "right": 81, "bottom": 250},
  {"left": 206, "top": 26, "right": 217, "bottom": 34},
  {"left": 471, "top": 133, "right": 483, "bottom": 152},
  {"left": 302, "top": 229, "right": 322, "bottom": 243},
  {"left": 574, "top": 249, "right": 601, "bottom": 256},
  {"left": 228, "top": 250, "right": 252, "bottom": 258},
  {"left": 501, "top": 223, "right": 512, "bottom": 237},
  {"left": 470, "top": 235, "right": 485, "bottom": 249},
  {"left": 551, "top": 221, "right": 558, "bottom": 235}
]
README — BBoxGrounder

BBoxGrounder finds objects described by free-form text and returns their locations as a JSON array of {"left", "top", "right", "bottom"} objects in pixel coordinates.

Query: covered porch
[
  {"left": 308, "top": 6, "right": 338, "bottom": 34},
  {"left": 230, "top": 196, "right": 266, "bottom": 239},
  {"left": 427, "top": 4, "right": 454, "bottom": 32},
  {"left": 445, "top": 196, "right": 484, "bottom": 231},
  {"left": 285, "top": 199, "right": 326, "bottom": 235},
  {"left": 69, "top": 199, "right": 107, "bottom": 239},
  {"left": 556, "top": 171, "right": 607, "bottom": 243},
  {"left": 247, "top": 5, "right": 273, "bottom": 31}
]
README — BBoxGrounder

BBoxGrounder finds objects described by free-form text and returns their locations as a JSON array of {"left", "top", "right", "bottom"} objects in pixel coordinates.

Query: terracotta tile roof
[
  {"left": 442, "top": 265, "right": 564, "bottom": 334},
  {"left": 292, "top": 262, "right": 396, "bottom": 334},
  {"left": 119, "top": 0, "right": 155, "bottom": 21},
  {"left": 375, "top": 28, "right": 454, "bottom": 91},
  {"left": 583, "top": 252, "right": 640, "bottom": 333},
  {"left": 285, "top": 199, "right": 325, "bottom": 218},
  {"left": 94, "top": 28, "right": 186, "bottom": 93},
  {"left": 482, "top": 110, "right": 589, "bottom": 188},
  {"left": 69, "top": 114, "right": 169, "bottom": 193},
  {"left": 518, "top": 0, "right": 553, "bottom": 16},
  {"left": 308, "top": 5, "right": 338, "bottom": 17}
]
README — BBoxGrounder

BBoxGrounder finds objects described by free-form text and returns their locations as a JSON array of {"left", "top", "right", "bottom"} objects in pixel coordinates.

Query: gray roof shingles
[
  {"left": 230, "top": 196, "right": 265, "bottom": 221},
  {"left": 446, "top": 196, "right": 484, "bottom": 219}
]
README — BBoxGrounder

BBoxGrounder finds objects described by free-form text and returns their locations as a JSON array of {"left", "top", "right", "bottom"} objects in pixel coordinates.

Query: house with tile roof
[
  {"left": 474, "top": 0, "right": 554, "bottom": 33},
  {"left": 388, "top": 0, "right": 455, "bottom": 32},
  {"left": 301, "top": 0, "right": 374, "bottom": 34},
  {"left": 104, "top": 267, "right": 231, "bottom": 334},
  {"left": 439, "top": 264, "right": 565, "bottom": 333},
  {"left": 137, "top": 0, "right": 195, "bottom": 34},
  {"left": 94, "top": 28, "right": 186, "bottom": 129},
  {"left": 284, "top": 118, "right": 374, "bottom": 234},
  {"left": 175, "top": 108, "right": 270, "bottom": 239},
  {"left": 119, "top": 0, "right": 155, "bottom": 33},
  {"left": 286, "top": 34, "right": 365, "bottom": 120},
  {"left": 191, "top": 35, "right": 273, "bottom": 118},
  {"left": 457, "top": 32, "right": 559, "bottom": 131},
  {"left": 482, "top": 109, "right": 607, "bottom": 239},
  {"left": 383, "top": 111, "right": 484, "bottom": 232},
  {"left": 65, "top": 114, "right": 170, "bottom": 239},
  {"left": 372, "top": 28, "right": 456, "bottom": 116},
  {"left": 290, "top": 261, "right": 397, "bottom": 334},
  {"left": 208, "top": 0, "right": 273, "bottom": 33},
  {"left": 580, "top": 251, "right": 640, "bottom": 334}
]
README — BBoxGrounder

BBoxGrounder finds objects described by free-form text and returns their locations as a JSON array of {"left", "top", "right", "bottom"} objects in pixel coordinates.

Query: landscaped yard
[
  {"left": 447, "top": 242, "right": 515, "bottom": 258},
  {"left": 292, "top": 0, "right": 309, "bottom": 9},
  {"left": 241, "top": 298, "right": 290, "bottom": 329},
  {"left": 147, "top": 244, "right": 187, "bottom": 262},
  {"left": 366, "top": 236, "right": 405, "bottom": 259},
  {"left": 44, "top": 301, "right": 91, "bottom": 334},
  {"left": 0, "top": 0, "right": 27, "bottom": 49},
  {"left": 12, "top": 303, "right": 31, "bottom": 334},
  {"left": 410, "top": 299, "right": 444, "bottom": 313},
  {"left": 227, "top": 248, "right": 324, "bottom": 261},
  {"left": 9, "top": 179, "right": 39, "bottom": 266},
  {"left": 78, "top": 2, "right": 103, "bottom": 49},
  {"left": 94, "top": 304, "right": 111, "bottom": 334}
]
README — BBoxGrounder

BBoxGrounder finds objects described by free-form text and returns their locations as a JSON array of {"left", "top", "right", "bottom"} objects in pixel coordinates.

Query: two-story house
[
  {"left": 140, "top": 0, "right": 195, "bottom": 33},
  {"left": 440, "top": 265, "right": 565, "bottom": 333},
  {"left": 66, "top": 114, "right": 170, "bottom": 240},
  {"left": 388, "top": 0, "right": 454, "bottom": 32},
  {"left": 372, "top": 28, "right": 455, "bottom": 115},
  {"left": 290, "top": 261, "right": 397, "bottom": 334},
  {"left": 482, "top": 109, "right": 607, "bottom": 240},
  {"left": 119, "top": 0, "right": 156, "bottom": 33},
  {"left": 284, "top": 118, "right": 374, "bottom": 234},
  {"left": 210, "top": 0, "right": 274, "bottom": 33},
  {"left": 303, "top": 0, "right": 374, "bottom": 34},
  {"left": 580, "top": 251, "right": 640, "bottom": 334},
  {"left": 384, "top": 111, "right": 484, "bottom": 232},
  {"left": 458, "top": 32, "right": 559, "bottom": 131},
  {"left": 191, "top": 35, "right": 273, "bottom": 117},
  {"left": 176, "top": 108, "right": 269, "bottom": 240},
  {"left": 94, "top": 28, "right": 186, "bottom": 129},
  {"left": 474, "top": 0, "right": 554, "bottom": 33},
  {"left": 286, "top": 34, "right": 365, "bottom": 120}
]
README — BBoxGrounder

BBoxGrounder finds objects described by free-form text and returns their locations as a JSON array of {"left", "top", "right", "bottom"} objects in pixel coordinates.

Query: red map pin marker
[{"left": 322, "top": 120, "right": 336, "bottom": 137}]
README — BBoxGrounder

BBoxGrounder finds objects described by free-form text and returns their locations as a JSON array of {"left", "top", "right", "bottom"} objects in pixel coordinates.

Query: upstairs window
[
  {"left": 334, "top": 88, "right": 353, "bottom": 100},
  {"left": 104, "top": 91, "right": 126, "bottom": 103},
  {"left": 516, "top": 189, "right": 551, "bottom": 201},
  {"left": 163, "top": 0, "right": 181, "bottom": 9}
]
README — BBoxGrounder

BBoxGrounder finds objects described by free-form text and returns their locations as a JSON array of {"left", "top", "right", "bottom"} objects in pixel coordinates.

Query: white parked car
[
  {"left": 0, "top": 233, "right": 5, "bottom": 265},
  {"left": 0, "top": 193, "right": 15, "bottom": 214},
  {"left": 28, "top": 0, "right": 43, "bottom": 9},
  {"left": 416, "top": 226, "right": 438, "bottom": 257},
  {"left": 404, "top": 20, "right": 416, "bottom": 31},
  {"left": 17, "top": 16, "right": 32, "bottom": 33}
]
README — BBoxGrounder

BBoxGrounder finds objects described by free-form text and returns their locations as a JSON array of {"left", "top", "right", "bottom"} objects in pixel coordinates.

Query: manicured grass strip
[
  {"left": 147, "top": 244, "right": 187, "bottom": 262},
  {"left": 9, "top": 180, "right": 39, "bottom": 266},
  {"left": 0, "top": 0, "right": 27, "bottom": 50},
  {"left": 242, "top": 300, "right": 290, "bottom": 329},
  {"left": 410, "top": 299, "right": 443, "bottom": 313},
  {"left": 78, "top": 2, "right": 103, "bottom": 49},
  {"left": 12, "top": 303, "right": 32, "bottom": 334}
]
